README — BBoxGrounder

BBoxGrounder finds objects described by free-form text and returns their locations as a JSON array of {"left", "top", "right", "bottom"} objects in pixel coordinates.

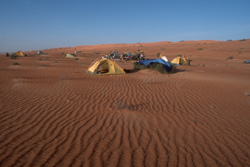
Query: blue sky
[{"left": 1, "top": 0, "right": 250, "bottom": 52}]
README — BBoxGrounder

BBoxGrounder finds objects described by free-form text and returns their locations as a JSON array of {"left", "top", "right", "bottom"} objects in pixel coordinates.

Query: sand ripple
[
  {"left": 1, "top": 44, "right": 250, "bottom": 167},
  {"left": 0, "top": 70, "right": 249, "bottom": 167}
]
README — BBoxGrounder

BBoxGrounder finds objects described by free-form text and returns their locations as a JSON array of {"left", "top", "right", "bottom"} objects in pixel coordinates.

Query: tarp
[
  {"left": 88, "top": 58, "right": 126, "bottom": 75},
  {"left": 138, "top": 58, "right": 172, "bottom": 72}
]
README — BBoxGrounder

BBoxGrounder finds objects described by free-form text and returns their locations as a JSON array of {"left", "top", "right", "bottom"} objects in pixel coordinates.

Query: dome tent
[
  {"left": 16, "top": 51, "right": 26, "bottom": 57},
  {"left": 66, "top": 53, "right": 76, "bottom": 58},
  {"left": 88, "top": 58, "right": 125, "bottom": 76},
  {"left": 171, "top": 55, "right": 190, "bottom": 65}
]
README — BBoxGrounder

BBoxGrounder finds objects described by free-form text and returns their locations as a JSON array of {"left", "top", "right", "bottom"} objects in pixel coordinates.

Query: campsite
[{"left": 0, "top": 40, "right": 250, "bottom": 167}]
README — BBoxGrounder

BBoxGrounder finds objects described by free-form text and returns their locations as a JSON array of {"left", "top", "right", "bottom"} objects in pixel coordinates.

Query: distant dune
[{"left": 0, "top": 40, "right": 250, "bottom": 167}]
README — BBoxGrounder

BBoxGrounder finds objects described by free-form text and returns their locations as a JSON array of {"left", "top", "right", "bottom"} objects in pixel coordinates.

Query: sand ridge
[{"left": 0, "top": 40, "right": 250, "bottom": 167}]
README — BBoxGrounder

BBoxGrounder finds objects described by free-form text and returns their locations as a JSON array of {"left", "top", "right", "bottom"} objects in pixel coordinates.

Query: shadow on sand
[
  {"left": 124, "top": 69, "right": 141, "bottom": 74},
  {"left": 171, "top": 69, "right": 188, "bottom": 73},
  {"left": 124, "top": 68, "right": 188, "bottom": 74}
]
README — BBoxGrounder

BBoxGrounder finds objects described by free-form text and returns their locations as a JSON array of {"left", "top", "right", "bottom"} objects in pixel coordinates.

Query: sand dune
[{"left": 0, "top": 40, "right": 250, "bottom": 167}]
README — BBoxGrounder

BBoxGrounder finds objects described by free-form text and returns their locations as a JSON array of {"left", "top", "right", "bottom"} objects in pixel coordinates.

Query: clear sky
[{"left": 1, "top": 0, "right": 250, "bottom": 52}]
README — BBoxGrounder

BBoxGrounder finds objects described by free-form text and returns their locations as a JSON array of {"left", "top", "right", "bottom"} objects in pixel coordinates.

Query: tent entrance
[{"left": 96, "top": 62, "right": 109, "bottom": 74}]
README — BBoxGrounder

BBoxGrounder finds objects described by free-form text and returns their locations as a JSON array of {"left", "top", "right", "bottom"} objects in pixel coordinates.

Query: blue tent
[
  {"left": 138, "top": 58, "right": 172, "bottom": 72},
  {"left": 245, "top": 60, "right": 250, "bottom": 64}
]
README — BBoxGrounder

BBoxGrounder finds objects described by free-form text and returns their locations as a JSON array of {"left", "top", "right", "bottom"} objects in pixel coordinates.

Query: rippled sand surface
[{"left": 1, "top": 40, "right": 250, "bottom": 167}]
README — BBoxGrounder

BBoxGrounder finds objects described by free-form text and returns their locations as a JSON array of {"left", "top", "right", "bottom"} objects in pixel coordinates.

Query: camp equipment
[
  {"left": 121, "top": 52, "right": 133, "bottom": 60},
  {"left": 109, "top": 51, "right": 120, "bottom": 59}
]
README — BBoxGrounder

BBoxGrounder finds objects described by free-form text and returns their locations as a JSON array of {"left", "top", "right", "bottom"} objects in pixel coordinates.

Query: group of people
[{"left": 101, "top": 51, "right": 145, "bottom": 61}]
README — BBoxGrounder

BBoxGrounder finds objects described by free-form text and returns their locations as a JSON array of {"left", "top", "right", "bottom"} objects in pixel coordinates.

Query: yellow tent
[
  {"left": 88, "top": 58, "right": 126, "bottom": 75},
  {"left": 171, "top": 57, "right": 188, "bottom": 65},
  {"left": 66, "top": 53, "right": 76, "bottom": 58},
  {"left": 16, "top": 51, "right": 26, "bottom": 57}
]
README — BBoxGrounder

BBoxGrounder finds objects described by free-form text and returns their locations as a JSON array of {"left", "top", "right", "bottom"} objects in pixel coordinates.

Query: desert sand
[{"left": 0, "top": 40, "right": 250, "bottom": 167}]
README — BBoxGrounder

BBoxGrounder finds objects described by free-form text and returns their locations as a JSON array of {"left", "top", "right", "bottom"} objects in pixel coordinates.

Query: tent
[
  {"left": 37, "top": 51, "right": 44, "bottom": 55},
  {"left": 171, "top": 57, "right": 189, "bottom": 65},
  {"left": 138, "top": 57, "right": 172, "bottom": 72},
  {"left": 88, "top": 58, "right": 126, "bottom": 75},
  {"left": 16, "top": 51, "right": 26, "bottom": 57},
  {"left": 244, "top": 60, "right": 250, "bottom": 64},
  {"left": 66, "top": 53, "right": 76, "bottom": 58}
]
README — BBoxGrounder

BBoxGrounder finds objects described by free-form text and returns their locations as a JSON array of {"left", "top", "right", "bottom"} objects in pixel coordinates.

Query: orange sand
[{"left": 0, "top": 40, "right": 250, "bottom": 167}]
